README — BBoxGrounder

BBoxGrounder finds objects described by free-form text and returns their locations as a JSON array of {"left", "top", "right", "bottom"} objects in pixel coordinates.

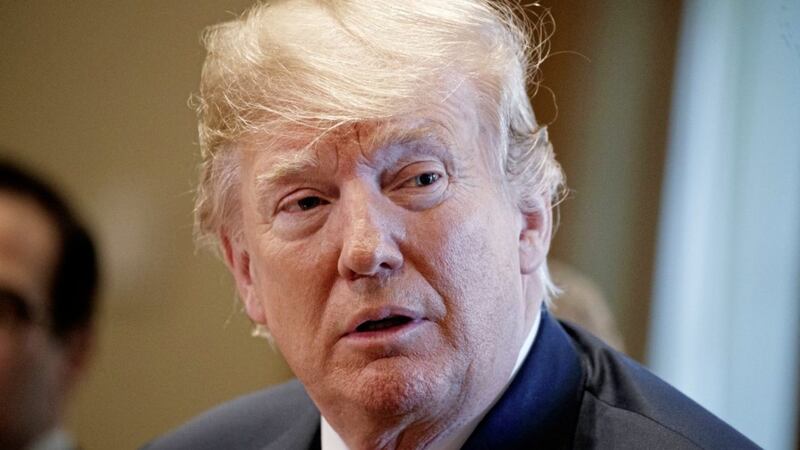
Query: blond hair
[{"left": 194, "top": 0, "right": 565, "bottom": 298}]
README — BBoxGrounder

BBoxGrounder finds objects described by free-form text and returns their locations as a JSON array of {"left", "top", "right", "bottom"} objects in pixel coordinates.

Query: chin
[{"left": 348, "top": 357, "right": 446, "bottom": 416}]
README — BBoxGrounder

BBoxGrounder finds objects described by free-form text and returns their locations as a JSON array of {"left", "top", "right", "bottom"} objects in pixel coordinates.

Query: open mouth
[{"left": 355, "top": 315, "right": 414, "bottom": 333}]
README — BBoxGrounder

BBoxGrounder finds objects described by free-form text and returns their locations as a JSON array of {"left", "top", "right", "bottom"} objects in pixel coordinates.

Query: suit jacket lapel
[{"left": 462, "top": 310, "right": 584, "bottom": 450}]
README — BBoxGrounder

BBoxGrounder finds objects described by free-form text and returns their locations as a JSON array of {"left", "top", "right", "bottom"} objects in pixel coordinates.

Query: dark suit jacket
[{"left": 144, "top": 311, "right": 758, "bottom": 449}]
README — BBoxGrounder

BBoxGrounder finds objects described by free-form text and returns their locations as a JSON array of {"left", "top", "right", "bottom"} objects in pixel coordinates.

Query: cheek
[
  {"left": 0, "top": 333, "right": 53, "bottom": 405},
  {"left": 0, "top": 337, "right": 17, "bottom": 393},
  {"left": 410, "top": 198, "right": 521, "bottom": 343},
  {"left": 250, "top": 236, "right": 339, "bottom": 356}
]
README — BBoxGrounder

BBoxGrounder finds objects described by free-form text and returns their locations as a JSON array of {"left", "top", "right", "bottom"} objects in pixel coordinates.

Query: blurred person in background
[
  {"left": 549, "top": 260, "right": 626, "bottom": 353},
  {"left": 146, "top": 0, "right": 756, "bottom": 448},
  {"left": 0, "top": 158, "right": 99, "bottom": 450}
]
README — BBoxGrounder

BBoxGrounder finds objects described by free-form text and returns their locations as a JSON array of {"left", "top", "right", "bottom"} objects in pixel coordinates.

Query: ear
[
  {"left": 59, "top": 327, "right": 94, "bottom": 390},
  {"left": 220, "top": 228, "right": 267, "bottom": 325},
  {"left": 518, "top": 199, "right": 553, "bottom": 275}
]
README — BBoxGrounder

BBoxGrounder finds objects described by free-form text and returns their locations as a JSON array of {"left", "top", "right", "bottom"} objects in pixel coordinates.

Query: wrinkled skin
[{"left": 223, "top": 84, "right": 550, "bottom": 449}]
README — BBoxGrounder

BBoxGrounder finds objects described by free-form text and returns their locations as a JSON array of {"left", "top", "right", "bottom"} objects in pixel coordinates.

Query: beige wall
[
  {"left": 0, "top": 1, "right": 679, "bottom": 448},
  {"left": 535, "top": 1, "right": 681, "bottom": 360}
]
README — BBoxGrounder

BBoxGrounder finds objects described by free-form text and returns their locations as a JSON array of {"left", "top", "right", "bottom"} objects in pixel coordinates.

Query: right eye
[{"left": 279, "top": 193, "right": 330, "bottom": 214}]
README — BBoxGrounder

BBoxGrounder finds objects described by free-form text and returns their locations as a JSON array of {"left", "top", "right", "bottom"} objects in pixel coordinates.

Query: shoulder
[
  {"left": 141, "top": 379, "right": 319, "bottom": 450},
  {"left": 560, "top": 322, "right": 759, "bottom": 450}
]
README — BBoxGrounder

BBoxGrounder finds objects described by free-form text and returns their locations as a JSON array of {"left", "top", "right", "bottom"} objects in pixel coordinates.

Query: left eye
[
  {"left": 297, "top": 196, "right": 325, "bottom": 211},
  {"left": 411, "top": 172, "right": 440, "bottom": 187}
]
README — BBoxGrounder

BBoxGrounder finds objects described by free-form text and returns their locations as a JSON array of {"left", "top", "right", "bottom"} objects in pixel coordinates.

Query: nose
[{"left": 336, "top": 188, "right": 403, "bottom": 280}]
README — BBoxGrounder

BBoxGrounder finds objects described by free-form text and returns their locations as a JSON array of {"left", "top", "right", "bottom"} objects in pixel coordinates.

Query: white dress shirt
[{"left": 26, "top": 428, "right": 75, "bottom": 450}]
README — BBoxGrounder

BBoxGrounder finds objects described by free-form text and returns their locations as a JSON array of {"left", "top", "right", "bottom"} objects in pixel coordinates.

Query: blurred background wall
[
  {"left": 0, "top": 1, "right": 795, "bottom": 449},
  {"left": 0, "top": 2, "right": 289, "bottom": 448}
]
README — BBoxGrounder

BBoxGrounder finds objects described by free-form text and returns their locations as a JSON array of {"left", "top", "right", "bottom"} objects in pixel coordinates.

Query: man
[
  {"left": 0, "top": 159, "right": 98, "bottom": 450},
  {"left": 148, "top": 0, "right": 756, "bottom": 448}
]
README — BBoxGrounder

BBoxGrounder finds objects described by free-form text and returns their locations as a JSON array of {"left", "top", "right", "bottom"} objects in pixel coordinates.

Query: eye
[
  {"left": 383, "top": 161, "right": 448, "bottom": 210},
  {"left": 389, "top": 166, "right": 448, "bottom": 210},
  {"left": 279, "top": 194, "right": 330, "bottom": 213},
  {"left": 399, "top": 170, "right": 443, "bottom": 189},
  {"left": 297, "top": 196, "right": 325, "bottom": 211},
  {"left": 412, "top": 172, "right": 441, "bottom": 187}
]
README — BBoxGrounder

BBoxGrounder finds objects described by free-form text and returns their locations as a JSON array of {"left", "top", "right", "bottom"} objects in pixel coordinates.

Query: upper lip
[{"left": 343, "top": 306, "right": 426, "bottom": 337}]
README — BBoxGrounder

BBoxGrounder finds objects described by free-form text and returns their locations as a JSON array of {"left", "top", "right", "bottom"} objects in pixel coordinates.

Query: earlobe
[
  {"left": 518, "top": 203, "right": 552, "bottom": 275},
  {"left": 62, "top": 327, "right": 94, "bottom": 389},
  {"left": 219, "top": 230, "right": 267, "bottom": 325}
]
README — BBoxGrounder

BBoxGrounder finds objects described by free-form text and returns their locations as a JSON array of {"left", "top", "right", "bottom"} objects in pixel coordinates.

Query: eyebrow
[
  {"left": 254, "top": 121, "right": 456, "bottom": 199},
  {"left": 255, "top": 149, "right": 321, "bottom": 199},
  {"left": 371, "top": 122, "right": 455, "bottom": 155}
]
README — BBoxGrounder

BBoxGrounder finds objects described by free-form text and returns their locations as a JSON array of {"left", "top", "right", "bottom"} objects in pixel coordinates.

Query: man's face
[
  {"left": 0, "top": 192, "right": 64, "bottom": 448},
  {"left": 226, "top": 85, "right": 548, "bottom": 425}
]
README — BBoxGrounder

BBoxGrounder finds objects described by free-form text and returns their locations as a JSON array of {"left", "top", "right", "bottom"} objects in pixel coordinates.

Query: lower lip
[{"left": 342, "top": 319, "right": 428, "bottom": 345}]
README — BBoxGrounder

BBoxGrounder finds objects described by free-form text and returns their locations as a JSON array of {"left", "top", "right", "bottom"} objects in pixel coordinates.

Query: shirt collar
[{"left": 25, "top": 428, "right": 75, "bottom": 450}]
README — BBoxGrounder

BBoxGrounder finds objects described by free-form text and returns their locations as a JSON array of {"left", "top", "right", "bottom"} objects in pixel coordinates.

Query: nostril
[{"left": 338, "top": 242, "right": 403, "bottom": 279}]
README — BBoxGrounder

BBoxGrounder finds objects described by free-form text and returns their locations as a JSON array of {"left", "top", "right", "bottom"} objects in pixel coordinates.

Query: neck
[{"left": 318, "top": 388, "right": 471, "bottom": 450}]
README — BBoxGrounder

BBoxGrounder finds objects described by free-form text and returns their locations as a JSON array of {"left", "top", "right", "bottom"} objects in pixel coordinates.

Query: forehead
[
  {"left": 243, "top": 81, "right": 489, "bottom": 176},
  {"left": 0, "top": 192, "right": 59, "bottom": 307}
]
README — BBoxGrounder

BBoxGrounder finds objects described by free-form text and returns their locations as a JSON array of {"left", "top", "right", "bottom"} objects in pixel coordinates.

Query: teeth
[{"left": 357, "top": 316, "right": 412, "bottom": 332}]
